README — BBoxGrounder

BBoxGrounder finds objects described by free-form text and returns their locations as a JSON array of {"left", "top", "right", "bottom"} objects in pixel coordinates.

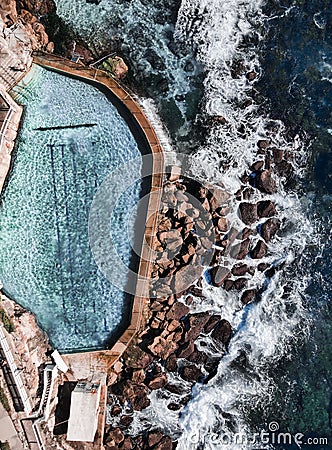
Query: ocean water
[
  {"left": 0, "top": 65, "right": 142, "bottom": 352},
  {"left": 48, "top": 0, "right": 332, "bottom": 447}
]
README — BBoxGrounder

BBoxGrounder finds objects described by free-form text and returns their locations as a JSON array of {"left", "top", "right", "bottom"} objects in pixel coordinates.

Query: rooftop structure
[{"left": 67, "top": 382, "right": 101, "bottom": 443}]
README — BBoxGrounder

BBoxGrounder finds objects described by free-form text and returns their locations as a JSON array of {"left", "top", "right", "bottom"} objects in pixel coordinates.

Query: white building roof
[{"left": 67, "top": 382, "right": 101, "bottom": 443}]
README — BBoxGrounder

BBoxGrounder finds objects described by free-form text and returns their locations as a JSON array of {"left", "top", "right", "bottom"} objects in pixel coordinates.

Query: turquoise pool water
[{"left": 0, "top": 65, "right": 142, "bottom": 352}]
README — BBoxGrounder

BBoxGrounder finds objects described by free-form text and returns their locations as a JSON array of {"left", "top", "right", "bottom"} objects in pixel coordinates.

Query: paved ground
[{"left": 0, "top": 404, "right": 24, "bottom": 449}]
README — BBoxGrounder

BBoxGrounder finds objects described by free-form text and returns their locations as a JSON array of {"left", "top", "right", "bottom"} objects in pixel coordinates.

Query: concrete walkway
[
  {"left": 0, "top": 404, "right": 24, "bottom": 449},
  {"left": 0, "top": 88, "right": 23, "bottom": 194}
]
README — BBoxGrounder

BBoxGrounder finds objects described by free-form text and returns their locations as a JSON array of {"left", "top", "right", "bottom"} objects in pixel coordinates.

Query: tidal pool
[{"left": 0, "top": 65, "right": 142, "bottom": 352}]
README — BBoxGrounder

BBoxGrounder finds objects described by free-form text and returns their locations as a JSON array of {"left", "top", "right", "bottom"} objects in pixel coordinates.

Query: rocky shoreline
[{"left": 103, "top": 138, "right": 294, "bottom": 449}]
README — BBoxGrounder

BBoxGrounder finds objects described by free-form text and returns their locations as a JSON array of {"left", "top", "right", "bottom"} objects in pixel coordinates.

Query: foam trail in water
[{"left": 169, "top": 0, "right": 314, "bottom": 447}]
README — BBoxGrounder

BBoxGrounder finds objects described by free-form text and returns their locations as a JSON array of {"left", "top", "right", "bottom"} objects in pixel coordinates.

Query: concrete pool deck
[
  {"left": 0, "top": 87, "right": 23, "bottom": 194},
  {"left": 30, "top": 51, "right": 164, "bottom": 374}
]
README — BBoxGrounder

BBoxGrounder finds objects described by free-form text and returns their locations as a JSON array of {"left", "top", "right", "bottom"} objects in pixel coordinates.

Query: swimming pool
[{"left": 0, "top": 65, "right": 142, "bottom": 352}]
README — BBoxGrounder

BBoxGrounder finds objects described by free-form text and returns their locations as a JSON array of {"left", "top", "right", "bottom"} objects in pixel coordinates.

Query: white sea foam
[{"left": 171, "top": 0, "right": 315, "bottom": 448}]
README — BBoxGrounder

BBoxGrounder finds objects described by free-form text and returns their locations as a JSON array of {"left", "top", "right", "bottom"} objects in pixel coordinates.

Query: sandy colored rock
[
  {"left": 148, "top": 336, "right": 178, "bottom": 360},
  {"left": 109, "top": 56, "right": 128, "bottom": 79},
  {"left": 173, "top": 263, "right": 204, "bottom": 294},
  {"left": 168, "top": 165, "right": 181, "bottom": 182},
  {"left": 210, "top": 266, "right": 230, "bottom": 287},
  {"left": 209, "top": 188, "right": 230, "bottom": 210}
]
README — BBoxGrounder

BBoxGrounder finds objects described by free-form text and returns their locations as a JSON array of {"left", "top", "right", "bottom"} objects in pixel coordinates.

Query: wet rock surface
[{"left": 104, "top": 152, "right": 289, "bottom": 447}]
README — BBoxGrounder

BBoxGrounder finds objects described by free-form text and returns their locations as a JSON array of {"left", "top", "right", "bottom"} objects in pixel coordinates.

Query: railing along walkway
[{"left": 0, "top": 325, "right": 32, "bottom": 414}]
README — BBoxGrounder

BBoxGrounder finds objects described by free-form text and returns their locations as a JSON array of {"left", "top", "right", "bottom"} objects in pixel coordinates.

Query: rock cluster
[
  {"left": 104, "top": 138, "right": 294, "bottom": 448},
  {"left": 106, "top": 56, "right": 129, "bottom": 80},
  {"left": 104, "top": 170, "right": 236, "bottom": 449}
]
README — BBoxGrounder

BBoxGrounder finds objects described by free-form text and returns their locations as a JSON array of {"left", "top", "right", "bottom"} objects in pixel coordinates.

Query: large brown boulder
[
  {"left": 210, "top": 266, "right": 230, "bottom": 287},
  {"left": 148, "top": 431, "right": 164, "bottom": 447},
  {"left": 233, "top": 278, "right": 248, "bottom": 290},
  {"left": 119, "top": 415, "right": 133, "bottom": 427},
  {"left": 105, "top": 428, "right": 125, "bottom": 446},
  {"left": 231, "top": 264, "right": 248, "bottom": 276},
  {"left": 124, "top": 347, "right": 153, "bottom": 369},
  {"left": 250, "top": 240, "right": 268, "bottom": 259},
  {"left": 154, "top": 436, "right": 173, "bottom": 450},
  {"left": 211, "top": 320, "right": 232, "bottom": 345},
  {"left": 122, "top": 438, "right": 133, "bottom": 450},
  {"left": 177, "top": 340, "right": 195, "bottom": 359},
  {"left": 164, "top": 354, "right": 177, "bottom": 372},
  {"left": 257, "top": 200, "right": 277, "bottom": 218},
  {"left": 261, "top": 218, "right": 281, "bottom": 242},
  {"left": 255, "top": 170, "right": 277, "bottom": 194},
  {"left": 181, "top": 364, "right": 203, "bottom": 382},
  {"left": 124, "top": 382, "right": 150, "bottom": 411},
  {"left": 257, "top": 139, "right": 270, "bottom": 150},
  {"left": 148, "top": 373, "right": 168, "bottom": 390},
  {"left": 203, "top": 315, "right": 221, "bottom": 333},
  {"left": 185, "top": 312, "right": 211, "bottom": 341},
  {"left": 239, "top": 202, "right": 258, "bottom": 225},
  {"left": 272, "top": 148, "right": 284, "bottom": 163},
  {"left": 230, "top": 238, "right": 250, "bottom": 259},
  {"left": 166, "top": 302, "right": 190, "bottom": 321},
  {"left": 275, "top": 160, "right": 293, "bottom": 178},
  {"left": 241, "top": 289, "right": 256, "bottom": 305}
]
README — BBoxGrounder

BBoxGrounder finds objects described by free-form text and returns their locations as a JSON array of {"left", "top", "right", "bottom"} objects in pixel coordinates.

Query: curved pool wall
[{"left": 0, "top": 64, "right": 143, "bottom": 352}]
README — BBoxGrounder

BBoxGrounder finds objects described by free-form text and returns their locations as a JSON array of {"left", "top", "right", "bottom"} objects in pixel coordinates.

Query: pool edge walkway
[
  {"left": 31, "top": 51, "right": 164, "bottom": 368},
  {"left": 0, "top": 87, "right": 24, "bottom": 195}
]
